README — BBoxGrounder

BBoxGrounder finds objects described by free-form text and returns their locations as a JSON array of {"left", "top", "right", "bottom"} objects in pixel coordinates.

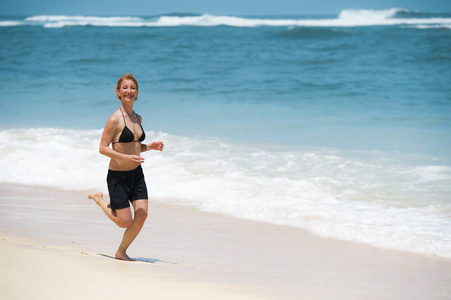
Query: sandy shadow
[{"left": 98, "top": 253, "right": 176, "bottom": 264}]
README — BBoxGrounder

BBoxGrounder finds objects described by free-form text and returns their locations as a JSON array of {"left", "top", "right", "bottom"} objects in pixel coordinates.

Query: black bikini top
[{"left": 112, "top": 108, "right": 145, "bottom": 144}]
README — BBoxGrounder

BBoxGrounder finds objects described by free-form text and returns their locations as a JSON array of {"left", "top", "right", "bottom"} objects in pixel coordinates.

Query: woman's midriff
[{"left": 109, "top": 142, "right": 142, "bottom": 171}]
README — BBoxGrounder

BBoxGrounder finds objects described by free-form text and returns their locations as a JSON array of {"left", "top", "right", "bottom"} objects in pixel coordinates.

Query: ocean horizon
[{"left": 1, "top": 8, "right": 451, "bottom": 258}]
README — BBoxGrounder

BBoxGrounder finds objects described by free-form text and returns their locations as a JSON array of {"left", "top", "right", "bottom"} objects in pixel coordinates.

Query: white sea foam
[
  {"left": 0, "top": 128, "right": 107, "bottom": 191},
  {"left": 412, "top": 24, "right": 451, "bottom": 30},
  {"left": 24, "top": 15, "right": 145, "bottom": 28},
  {"left": 338, "top": 8, "right": 405, "bottom": 21},
  {"left": 123, "top": 11, "right": 451, "bottom": 28},
  {"left": 25, "top": 15, "right": 143, "bottom": 22},
  {"left": 7, "top": 9, "right": 451, "bottom": 28},
  {"left": 1, "top": 128, "right": 450, "bottom": 258},
  {"left": 0, "top": 21, "right": 23, "bottom": 27}
]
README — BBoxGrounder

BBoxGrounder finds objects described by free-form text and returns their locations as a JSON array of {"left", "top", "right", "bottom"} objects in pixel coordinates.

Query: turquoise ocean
[{"left": 1, "top": 8, "right": 451, "bottom": 257}]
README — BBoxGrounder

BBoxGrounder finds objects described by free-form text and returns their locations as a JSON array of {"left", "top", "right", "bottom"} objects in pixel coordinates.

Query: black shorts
[{"left": 106, "top": 165, "right": 148, "bottom": 210}]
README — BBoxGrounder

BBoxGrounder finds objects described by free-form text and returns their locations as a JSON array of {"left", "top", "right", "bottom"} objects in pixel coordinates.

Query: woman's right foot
[{"left": 115, "top": 250, "right": 134, "bottom": 261}]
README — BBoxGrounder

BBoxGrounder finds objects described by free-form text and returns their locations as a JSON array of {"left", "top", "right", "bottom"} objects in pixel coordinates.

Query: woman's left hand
[{"left": 147, "top": 141, "right": 164, "bottom": 151}]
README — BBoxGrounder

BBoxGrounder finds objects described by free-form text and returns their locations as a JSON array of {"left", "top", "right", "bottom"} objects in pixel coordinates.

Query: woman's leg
[
  {"left": 88, "top": 193, "right": 132, "bottom": 228},
  {"left": 115, "top": 199, "right": 148, "bottom": 261}
]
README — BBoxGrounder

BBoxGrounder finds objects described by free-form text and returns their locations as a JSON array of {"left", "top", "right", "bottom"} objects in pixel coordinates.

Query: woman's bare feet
[
  {"left": 115, "top": 250, "right": 135, "bottom": 261},
  {"left": 88, "top": 192, "right": 119, "bottom": 225},
  {"left": 88, "top": 193, "right": 135, "bottom": 261},
  {"left": 88, "top": 192, "right": 104, "bottom": 206}
]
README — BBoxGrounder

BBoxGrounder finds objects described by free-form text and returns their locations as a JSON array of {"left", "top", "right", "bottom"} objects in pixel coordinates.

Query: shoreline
[{"left": 1, "top": 183, "right": 451, "bottom": 299}]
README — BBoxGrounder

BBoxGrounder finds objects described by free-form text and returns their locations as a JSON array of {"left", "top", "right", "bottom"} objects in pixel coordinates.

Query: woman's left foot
[{"left": 88, "top": 192, "right": 104, "bottom": 206}]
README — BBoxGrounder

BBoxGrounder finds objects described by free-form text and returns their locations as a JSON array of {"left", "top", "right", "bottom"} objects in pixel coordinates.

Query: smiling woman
[
  {"left": 0, "top": 6, "right": 450, "bottom": 261},
  {"left": 88, "top": 73, "right": 164, "bottom": 261}
]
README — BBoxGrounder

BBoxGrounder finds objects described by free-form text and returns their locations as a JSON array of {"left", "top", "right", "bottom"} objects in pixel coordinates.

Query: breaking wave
[
  {"left": 1, "top": 127, "right": 450, "bottom": 258},
  {"left": 1, "top": 8, "right": 450, "bottom": 28}
]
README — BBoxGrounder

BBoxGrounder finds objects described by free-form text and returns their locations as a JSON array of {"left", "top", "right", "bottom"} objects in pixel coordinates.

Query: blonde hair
[{"left": 116, "top": 73, "right": 139, "bottom": 100}]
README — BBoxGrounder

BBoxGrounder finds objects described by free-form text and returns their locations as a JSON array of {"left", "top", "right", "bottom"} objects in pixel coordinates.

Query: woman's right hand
[{"left": 126, "top": 155, "right": 145, "bottom": 166}]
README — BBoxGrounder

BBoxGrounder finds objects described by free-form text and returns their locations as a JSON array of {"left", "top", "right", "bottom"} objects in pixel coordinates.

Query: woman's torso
[{"left": 109, "top": 109, "right": 145, "bottom": 171}]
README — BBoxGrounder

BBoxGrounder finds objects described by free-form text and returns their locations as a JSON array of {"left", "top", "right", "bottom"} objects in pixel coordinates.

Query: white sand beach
[{"left": 1, "top": 183, "right": 451, "bottom": 299}]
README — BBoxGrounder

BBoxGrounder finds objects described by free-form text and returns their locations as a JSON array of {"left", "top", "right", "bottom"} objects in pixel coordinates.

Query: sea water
[{"left": 1, "top": 8, "right": 451, "bottom": 257}]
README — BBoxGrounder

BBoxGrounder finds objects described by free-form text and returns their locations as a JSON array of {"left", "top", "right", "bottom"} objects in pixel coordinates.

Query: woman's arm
[
  {"left": 99, "top": 115, "right": 125, "bottom": 160},
  {"left": 135, "top": 116, "right": 164, "bottom": 153},
  {"left": 141, "top": 141, "right": 164, "bottom": 152}
]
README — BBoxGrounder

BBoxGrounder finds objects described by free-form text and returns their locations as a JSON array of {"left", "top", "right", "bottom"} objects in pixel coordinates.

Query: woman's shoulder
[
  {"left": 106, "top": 109, "right": 122, "bottom": 127},
  {"left": 134, "top": 111, "right": 143, "bottom": 122}
]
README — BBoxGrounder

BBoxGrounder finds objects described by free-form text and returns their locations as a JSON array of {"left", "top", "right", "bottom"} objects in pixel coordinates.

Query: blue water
[
  {"left": 2, "top": 11, "right": 451, "bottom": 156},
  {"left": 1, "top": 9, "right": 451, "bottom": 257}
]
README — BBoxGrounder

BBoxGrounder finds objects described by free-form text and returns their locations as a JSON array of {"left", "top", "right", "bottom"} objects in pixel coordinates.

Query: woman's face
[{"left": 117, "top": 79, "right": 138, "bottom": 102}]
